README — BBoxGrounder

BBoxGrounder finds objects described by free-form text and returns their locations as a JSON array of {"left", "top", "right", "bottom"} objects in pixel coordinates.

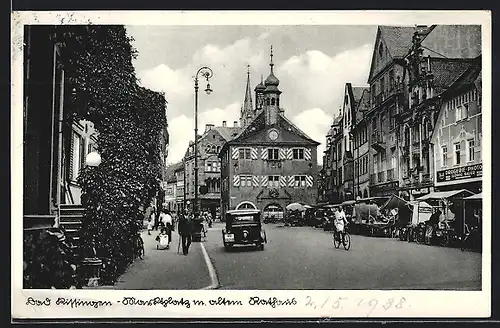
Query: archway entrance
[
  {"left": 235, "top": 201, "right": 257, "bottom": 210},
  {"left": 263, "top": 203, "right": 284, "bottom": 220}
]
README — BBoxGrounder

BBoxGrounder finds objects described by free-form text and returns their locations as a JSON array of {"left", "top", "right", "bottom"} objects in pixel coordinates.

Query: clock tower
[{"left": 263, "top": 46, "right": 281, "bottom": 126}]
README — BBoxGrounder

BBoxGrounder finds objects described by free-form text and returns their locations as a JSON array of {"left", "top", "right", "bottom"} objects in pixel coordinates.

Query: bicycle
[{"left": 332, "top": 227, "right": 351, "bottom": 251}]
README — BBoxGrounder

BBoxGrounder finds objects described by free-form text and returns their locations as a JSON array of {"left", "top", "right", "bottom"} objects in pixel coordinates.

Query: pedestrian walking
[
  {"left": 178, "top": 211, "right": 194, "bottom": 255},
  {"left": 163, "top": 210, "right": 173, "bottom": 247},
  {"left": 147, "top": 218, "right": 153, "bottom": 235}
]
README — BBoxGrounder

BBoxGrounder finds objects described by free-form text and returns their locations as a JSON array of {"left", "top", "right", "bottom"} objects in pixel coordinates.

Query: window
[
  {"left": 205, "top": 161, "right": 212, "bottom": 172},
  {"left": 456, "top": 106, "right": 463, "bottom": 122},
  {"left": 462, "top": 103, "right": 469, "bottom": 120},
  {"left": 339, "top": 168, "right": 343, "bottom": 183},
  {"left": 239, "top": 148, "right": 252, "bottom": 159},
  {"left": 268, "top": 175, "right": 280, "bottom": 188},
  {"left": 268, "top": 148, "right": 279, "bottom": 160},
  {"left": 468, "top": 139, "right": 475, "bottom": 162},
  {"left": 454, "top": 143, "right": 461, "bottom": 165},
  {"left": 240, "top": 175, "right": 253, "bottom": 187},
  {"left": 293, "top": 148, "right": 304, "bottom": 160},
  {"left": 216, "top": 146, "right": 221, "bottom": 153},
  {"left": 271, "top": 98, "right": 276, "bottom": 105},
  {"left": 71, "top": 132, "right": 85, "bottom": 180},
  {"left": 294, "top": 175, "right": 306, "bottom": 187}
]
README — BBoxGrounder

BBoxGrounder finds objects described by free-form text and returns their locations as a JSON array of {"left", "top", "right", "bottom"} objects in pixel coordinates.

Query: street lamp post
[{"left": 193, "top": 66, "right": 213, "bottom": 216}]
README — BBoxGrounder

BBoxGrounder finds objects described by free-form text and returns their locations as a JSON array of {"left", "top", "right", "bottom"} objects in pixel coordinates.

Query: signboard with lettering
[{"left": 436, "top": 164, "right": 482, "bottom": 183}]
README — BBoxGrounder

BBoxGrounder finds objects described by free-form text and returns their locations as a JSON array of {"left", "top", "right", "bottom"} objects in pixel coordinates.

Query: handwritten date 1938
[{"left": 304, "top": 296, "right": 407, "bottom": 316}]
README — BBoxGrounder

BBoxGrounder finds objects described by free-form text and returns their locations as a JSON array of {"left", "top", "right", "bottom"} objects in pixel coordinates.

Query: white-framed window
[
  {"left": 205, "top": 161, "right": 212, "bottom": 172},
  {"left": 292, "top": 148, "right": 304, "bottom": 160},
  {"left": 468, "top": 139, "right": 475, "bottom": 162},
  {"left": 268, "top": 148, "right": 279, "bottom": 160},
  {"left": 454, "top": 143, "right": 461, "bottom": 165},
  {"left": 239, "top": 148, "right": 252, "bottom": 159},
  {"left": 294, "top": 175, "right": 306, "bottom": 187},
  {"left": 441, "top": 145, "right": 448, "bottom": 167},
  {"left": 240, "top": 175, "right": 253, "bottom": 187},
  {"left": 268, "top": 175, "right": 280, "bottom": 188},
  {"left": 456, "top": 106, "right": 463, "bottom": 122}
]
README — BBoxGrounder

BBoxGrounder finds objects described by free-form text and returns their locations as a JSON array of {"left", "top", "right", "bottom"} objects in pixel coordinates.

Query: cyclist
[{"left": 334, "top": 206, "right": 349, "bottom": 243}]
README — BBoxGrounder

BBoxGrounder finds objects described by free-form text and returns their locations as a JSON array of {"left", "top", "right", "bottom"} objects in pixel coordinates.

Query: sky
[{"left": 125, "top": 25, "right": 378, "bottom": 165}]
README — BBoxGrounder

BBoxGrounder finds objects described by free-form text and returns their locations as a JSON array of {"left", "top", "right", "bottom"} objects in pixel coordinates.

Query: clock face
[{"left": 268, "top": 129, "right": 279, "bottom": 141}]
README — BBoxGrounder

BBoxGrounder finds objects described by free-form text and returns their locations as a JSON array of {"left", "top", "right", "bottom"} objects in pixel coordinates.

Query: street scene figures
[{"left": 20, "top": 23, "right": 483, "bottom": 291}]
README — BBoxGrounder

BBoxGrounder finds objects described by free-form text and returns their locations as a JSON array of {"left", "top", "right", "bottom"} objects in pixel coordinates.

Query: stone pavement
[{"left": 111, "top": 229, "right": 212, "bottom": 290}]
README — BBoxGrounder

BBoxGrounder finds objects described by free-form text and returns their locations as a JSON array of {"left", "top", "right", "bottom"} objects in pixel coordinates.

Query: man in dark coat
[{"left": 178, "top": 211, "right": 193, "bottom": 255}]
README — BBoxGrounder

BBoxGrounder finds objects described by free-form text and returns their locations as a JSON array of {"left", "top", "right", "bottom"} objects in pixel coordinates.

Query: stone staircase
[{"left": 59, "top": 204, "right": 85, "bottom": 252}]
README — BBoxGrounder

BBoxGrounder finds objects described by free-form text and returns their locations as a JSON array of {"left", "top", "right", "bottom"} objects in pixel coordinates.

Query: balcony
[
  {"left": 387, "top": 168, "right": 395, "bottom": 181},
  {"left": 372, "top": 82, "right": 404, "bottom": 108},
  {"left": 370, "top": 130, "right": 386, "bottom": 153},
  {"left": 377, "top": 171, "right": 385, "bottom": 183},
  {"left": 370, "top": 174, "right": 377, "bottom": 184}
]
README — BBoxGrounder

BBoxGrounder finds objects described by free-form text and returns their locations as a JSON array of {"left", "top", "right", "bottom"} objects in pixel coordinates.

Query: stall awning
[
  {"left": 465, "top": 192, "right": 482, "bottom": 200},
  {"left": 416, "top": 189, "right": 474, "bottom": 200},
  {"left": 381, "top": 194, "right": 410, "bottom": 211}
]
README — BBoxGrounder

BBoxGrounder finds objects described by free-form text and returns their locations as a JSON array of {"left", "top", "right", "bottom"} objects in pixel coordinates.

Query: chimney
[
  {"left": 204, "top": 124, "right": 214, "bottom": 133},
  {"left": 222, "top": 120, "right": 227, "bottom": 127},
  {"left": 233, "top": 121, "right": 238, "bottom": 127}
]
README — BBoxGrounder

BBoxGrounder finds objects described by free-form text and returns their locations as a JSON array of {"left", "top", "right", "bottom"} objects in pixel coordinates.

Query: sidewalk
[{"left": 110, "top": 229, "right": 212, "bottom": 290}]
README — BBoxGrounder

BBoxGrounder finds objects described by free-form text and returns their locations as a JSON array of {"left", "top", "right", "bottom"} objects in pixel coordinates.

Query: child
[
  {"left": 147, "top": 218, "right": 153, "bottom": 235},
  {"left": 155, "top": 228, "right": 170, "bottom": 250}
]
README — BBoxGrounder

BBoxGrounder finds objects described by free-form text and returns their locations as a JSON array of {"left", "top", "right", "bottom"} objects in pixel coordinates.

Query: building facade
[
  {"left": 351, "top": 88, "right": 371, "bottom": 199},
  {"left": 431, "top": 57, "right": 482, "bottom": 194},
  {"left": 174, "top": 163, "right": 185, "bottom": 212},
  {"left": 220, "top": 49, "right": 320, "bottom": 219},
  {"left": 364, "top": 26, "right": 413, "bottom": 198},
  {"left": 164, "top": 162, "right": 182, "bottom": 212},
  {"left": 23, "top": 26, "right": 100, "bottom": 228},
  {"left": 184, "top": 121, "right": 241, "bottom": 218},
  {"left": 396, "top": 25, "right": 481, "bottom": 199}
]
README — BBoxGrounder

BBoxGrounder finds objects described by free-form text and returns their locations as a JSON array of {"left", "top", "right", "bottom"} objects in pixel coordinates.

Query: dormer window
[{"left": 379, "top": 44, "right": 384, "bottom": 62}]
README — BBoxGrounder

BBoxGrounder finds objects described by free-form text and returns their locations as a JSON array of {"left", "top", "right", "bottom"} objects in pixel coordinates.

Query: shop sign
[
  {"left": 411, "top": 187, "right": 430, "bottom": 195},
  {"left": 436, "top": 164, "right": 482, "bottom": 183},
  {"left": 370, "top": 181, "right": 399, "bottom": 194}
]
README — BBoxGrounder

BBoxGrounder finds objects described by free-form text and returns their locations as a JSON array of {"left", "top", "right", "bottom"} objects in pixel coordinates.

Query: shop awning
[
  {"left": 416, "top": 189, "right": 474, "bottom": 200},
  {"left": 465, "top": 192, "right": 482, "bottom": 200},
  {"left": 381, "top": 194, "right": 410, "bottom": 211}
]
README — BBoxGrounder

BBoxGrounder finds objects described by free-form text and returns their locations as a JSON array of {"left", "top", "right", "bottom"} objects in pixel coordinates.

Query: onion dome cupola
[
  {"left": 254, "top": 74, "right": 266, "bottom": 111},
  {"left": 264, "top": 45, "right": 281, "bottom": 93}
]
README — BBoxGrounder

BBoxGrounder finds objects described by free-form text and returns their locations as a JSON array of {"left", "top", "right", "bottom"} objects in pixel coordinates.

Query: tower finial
[
  {"left": 261, "top": 74, "right": 264, "bottom": 83},
  {"left": 270, "top": 45, "right": 274, "bottom": 69},
  {"left": 247, "top": 64, "right": 250, "bottom": 77}
]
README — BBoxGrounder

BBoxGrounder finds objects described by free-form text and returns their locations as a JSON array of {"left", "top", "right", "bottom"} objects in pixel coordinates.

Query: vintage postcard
[{"left": 11, "top": 10, "right": 491, "bottom": 320}]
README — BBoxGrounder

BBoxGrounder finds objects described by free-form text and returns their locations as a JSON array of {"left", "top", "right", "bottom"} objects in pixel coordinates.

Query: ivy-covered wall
[{"left": 53, "top": 25, "right": 168, "bottom": 284}]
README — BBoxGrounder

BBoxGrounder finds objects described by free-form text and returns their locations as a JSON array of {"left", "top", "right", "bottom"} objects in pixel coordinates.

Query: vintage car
[{"left": 222, "top": 209, "right": 267, "bottom": 251}]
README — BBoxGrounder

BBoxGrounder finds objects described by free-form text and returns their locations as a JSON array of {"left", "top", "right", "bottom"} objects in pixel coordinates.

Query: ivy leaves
[{"left": 60, "top": 25, "right": 167, "bottom": 284}]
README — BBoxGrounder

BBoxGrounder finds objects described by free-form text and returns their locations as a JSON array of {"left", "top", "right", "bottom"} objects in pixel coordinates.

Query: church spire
[{"left": 241, "top": 64, "right": 254, "bottom": 127}]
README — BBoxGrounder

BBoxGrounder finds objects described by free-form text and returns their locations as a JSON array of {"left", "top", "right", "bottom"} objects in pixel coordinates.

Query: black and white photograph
[{"left": 12, "top": 10, "right": 491, "bottom": 319}]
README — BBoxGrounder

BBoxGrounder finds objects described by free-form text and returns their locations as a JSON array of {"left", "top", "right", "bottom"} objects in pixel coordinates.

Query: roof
[
  {"left": 227, "top": 110, "right": 319, "bottom": 146},
  {"left": 465, "top": 192, "right": 482, "bottom": 200},
  {"left": 351, "top": 86, "right": 369, "bottom": 106},
  {"left": 379, "top": 26, "right": 417, "bottom": 58},
  {"left": 165, "top": 162, "right": 183, "bottom": 182},
  {"left": 430, "top": 58, "right": 475, "bottom": 94},
  {"left": 416, "top": 189, "right": 474, "bottom": 200},
  {"left": 443, "top": 56, "right": 481, "bottom": 95},
  {"left": 213, "top": 126, "right": 242, "bottom": 141}
]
